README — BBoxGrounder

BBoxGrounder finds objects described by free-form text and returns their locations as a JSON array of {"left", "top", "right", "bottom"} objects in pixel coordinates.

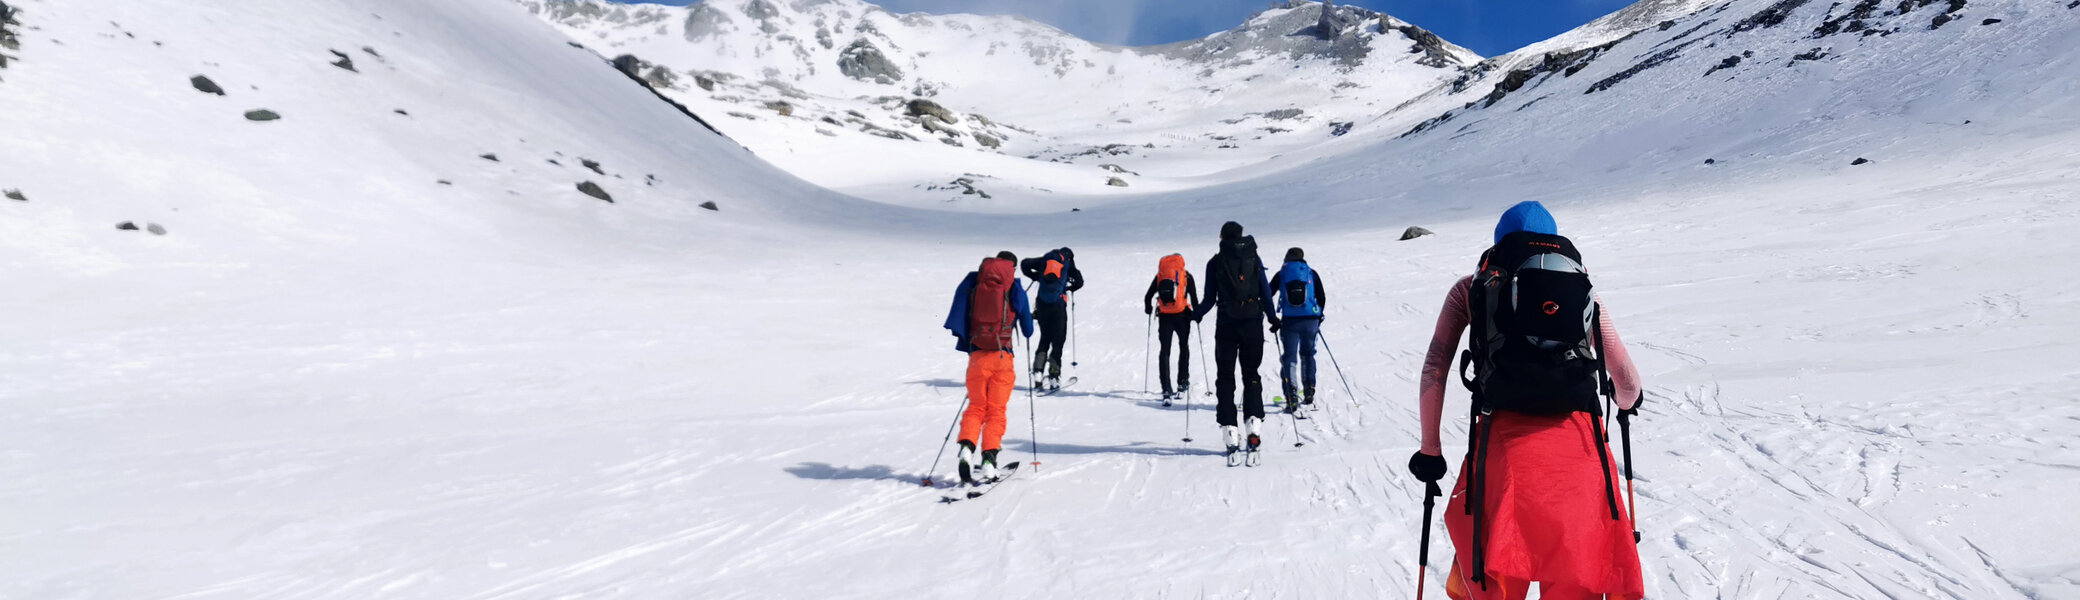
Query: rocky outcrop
[
  {"left": 1106, "top": 177, "right": 1129, "bottom": 187},
  {"left": 577, "top": 181, "right": 613, "bottom": 202},
  {"left": 4, "top": 188, "right": 23, "bottom": 201},
  {"left": 699, "top": 201, "right": 719, "bottom": 211},
  {"left": 244, "top": 109, "right": 281, "bottom": 121},
  {"left": 191, "top": 75, "right": 225, "bottom": 96},
  {"left": 1399, "top": 226, "right": 1433, "bottom": 241},
  {"left": 329, "top": 50, "right": 357, "bottom": 73},
  {"left": 610, "top": 54, "right": 723, "bottom": 137},
  {"left": 838, "top": 39, "right": 902, "bottom": 84},
  {"left": 906, "top": 98, "right": 956, "bottom": 124}
]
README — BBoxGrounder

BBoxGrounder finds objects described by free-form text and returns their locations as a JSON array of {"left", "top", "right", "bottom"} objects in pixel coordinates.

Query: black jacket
[{"left": 1192, "top": 236, "right": 1281, "bottom": 327}]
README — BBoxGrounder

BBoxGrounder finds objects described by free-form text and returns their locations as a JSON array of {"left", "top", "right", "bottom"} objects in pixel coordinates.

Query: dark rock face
[
  {"left": 1792, "top": 48, "right": 1829, "bottom": 62},
  {"left": 244, "top": 109, "right": 281, "bottom": 121},
  {"left": 479, "top": 153, "right": 499, "bottom": 162},
  {"left": 1705, "top": 158, "right": 1717, "bottom": 165},
  {"left": 1264, "top": 108, "right": 1305, "bottom": 121},
  {"left": 838, "top": 39, "right": 902, "bottom": 84},
  {"left": 577, "top": 181, "right": 613, "bottom": 202},
  {"left": 1330, "top": 121, "right": 1354, "bottom": 136},
  {"left": 4, "top": 188, "right": 23, "bottom": 201},
  {"left": 116, "top": 221, "right": 139, "bottom": 231},
  {"left": 581, "top": 159, "right": 605, "bottom": 175},
  {"left": 1980, "top": 18, "right": 2001, "bottom": 25},
  {"left": 973, "top": 133, "right": 1002, "bottom": 148},
  {"left": 764, "top": 100, "right": 793, "bottom": 116},
  {"left": 146, "top": 223, "right": 166, "bottom": 235},
  {"left": 699, "top": 201, "right": 719, "bottom": 211},
  {"left": 1105, "top": 177, "right": 1129, "bottom": 187},
  {"left": 906, "top": 98, "right": 956, "bottom": 123},
  {"left": 1852, "top": 157, "right": 1870, "bottom": 165},
  {"left": 191, "top": 75, "right": 225, "bottom": 96},
  {"left": 1731, "top": 0, "right": 1813, "bottom": 32},
  {"left": 1705, "top": 55, "right": 1743, "bottom": 76},
  {"left": 608, "top": 53, "right": 724, "bottom": 137},
  {"left": 1399, "top": 226, "right": 1433, "bottom": 241},
  {"left": 329, "top": 49, "right": 357, "bottom": 73}
]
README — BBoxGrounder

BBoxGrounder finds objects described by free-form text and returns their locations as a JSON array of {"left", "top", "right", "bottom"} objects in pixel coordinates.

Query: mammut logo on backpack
[{"left": 1542, "top": 301, "right": 1560, "bottom": 315}]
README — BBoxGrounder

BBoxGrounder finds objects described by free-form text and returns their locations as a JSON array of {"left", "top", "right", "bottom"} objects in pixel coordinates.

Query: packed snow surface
[{"left": 3, "top": 0, "right": 2079, "bottom": 598}]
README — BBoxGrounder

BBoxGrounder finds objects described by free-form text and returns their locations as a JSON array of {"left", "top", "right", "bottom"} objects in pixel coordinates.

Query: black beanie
[
  {"left": 1285, "top": 247, "right": 1304, "bottom": 262},
  {"left": 1220, "top": 221, "right": 1244, "bottom": 240},
  {"left": 996, "top": 251, "right": 1017, "bottom": 262}
]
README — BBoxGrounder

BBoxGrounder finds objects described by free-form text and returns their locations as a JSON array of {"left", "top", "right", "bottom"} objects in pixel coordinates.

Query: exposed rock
[
  {"left": 609, "top": 54, "right": 724, "bottom": 136},
  {"left": 905, "top": 98, "right": 957, "bottom": 124},
  {"left": 581, "top": 158, "right": 604, "bottom": 175},
  {"left": 917, "top": 116, "right": 958, "bottom": 136},
  {"left": 479, "top": 153, "right": 498, "bottom": 162},
  {"left": 1852, "top": 157, "right": 1870, "bottom": 165},
  {"left": 1705, "top": 158, "right": 1717, "bottom": 165},
  {"left": 328, "top": 49, "right": 356, "bottom": 73},
  {"left": 728, "top": 111, "right": 758, "bottom": 120},
  {"left": 244, "top": 109, "right": 281, "bottom": 121},
  {"left": 1980, "top": 18, "right": 2002, "bottom": 25},
  {"left": 190, "top": 75, "right": 224, "bottom": 96},
  {"left": 362, "top": 46, "right": 382, "bottom": 59},
  {"left": 576, "top": 181, "right": 613, "bottom": 202},
  {"left": 838, "top": 39, "right": 902, "bottom": 84},
  {"left": 1705, "top": 55, "right": 1742, "bottom": 77},
  {"left": 1731, "top": 0, "right": 1812, "bottom": 32},
  {"left": 700, "top": 201, "right": 719, "bottom": 211},
  {"left": 437, "top": 180, "right": 452, "bottom": 186},
  {"left": 1399, "top": 226, "right": 1434, "bottom": 241},
  {"left": 694, "top": 74, "right": 716, "bottom": 91},
  {"left": 394, "top": 109, "right": 409, "bottom": 116},
  {"left": 146, "top": 223, "right": 166, "bottom": 235},
  {"left": 764, "top": 100, "right": 793, "bottom": 116},
  {"left": 1263, "top": 108, "right": 1305, "bottom": 121},
  {"left": 1106, "top": 177, "right": 1129, "bottom": 188},
  {"left": 1099, "top": 164, "right": 1138, "bottom": 175},
  {"left": 1330, "top": 121, "right": 1354, "bottom": 136},
  {"left": 938, "top": 136, "right": 963, "bottom": 147},
  {"left": 116, "top": 221, "right": 139, "bottom": 231},
  {"left": 973, "top": 132, "right": 1001, "bottom": 148},
  {"left": 4, "top": 188, "right": 23, "bottom": 201},
  {"left": 1791, "top": 48, "right": 1829, "bottom": 62}
]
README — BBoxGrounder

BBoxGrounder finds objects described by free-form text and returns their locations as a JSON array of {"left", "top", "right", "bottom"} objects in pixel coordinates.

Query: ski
[
  {"left": 939, "top": 462, "right": 1022, "bottom": 503},
  {"left": 1038, "top": 377, "right": 1079, "bottom": 396}
]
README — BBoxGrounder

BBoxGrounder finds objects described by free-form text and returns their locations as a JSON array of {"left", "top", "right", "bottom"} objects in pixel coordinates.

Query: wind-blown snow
[{"left": 3, "top": 0, "right": 2079, "bottom": 597}]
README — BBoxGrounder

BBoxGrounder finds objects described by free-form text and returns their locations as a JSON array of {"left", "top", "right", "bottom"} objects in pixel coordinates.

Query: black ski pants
[
  {"left": 1033, "top": 301, "right": 1068, "bottom": 376},
  {"left": 1213, "top": 316, "right": 1266, "bottom": 427},
  {"left": 1156, "top": 312, "right": 1193, "bottom": 395}
]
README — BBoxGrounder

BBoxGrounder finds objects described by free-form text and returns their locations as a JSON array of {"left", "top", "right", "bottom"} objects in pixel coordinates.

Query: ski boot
[
  {"left": 1304, "top": 386, "right": 1316, "bottom": 407},
  {"left": 956, "top": 441, "right": 979, "bottom": 486},
  {"left": 979, "top": 449, "right": 1000, "bottom": 482},
  {"left": 1281, "top": 394, "right": 1299, "bottom": 414},
  {"left": 1161, "top": 391, "right": 1175, "bottom": 407},
  {"left": 1244, "top": 417, "right": 1264, "bottom": 466},
  {"left": 1223, "top": 426, "right": 1243, "bottom": 467}
]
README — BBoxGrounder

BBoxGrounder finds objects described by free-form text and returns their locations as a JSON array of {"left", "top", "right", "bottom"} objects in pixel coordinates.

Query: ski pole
[
  {"left": 1026, "top": 328, "right": 1041, "bottom": 471},
  {"left": 1070, "top": 292, "right": 1079, "bottom": 372},
  {"left": 1416, "top": 480, "right": 1442, "bottom": 600},
  {"left": 1274, "top": 330, "right": 1304, "bottom": 448},
  {"left": 921, "top": 394, "right": 971, "bottom": 487},
  {"left": 1619, "top": 400, "right": 1639, "bottom": 541},
  {"left": 1316, "top": 331, "right": 1361, "bottom": 406},
  {"left": 1144, "top": 312, "right": 1154, "bottom": 396}
]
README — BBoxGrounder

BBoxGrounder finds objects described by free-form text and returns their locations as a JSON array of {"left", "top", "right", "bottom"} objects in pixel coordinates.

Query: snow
[{"left": 4, "top": 0, "right": 2080, "bottom": 598}]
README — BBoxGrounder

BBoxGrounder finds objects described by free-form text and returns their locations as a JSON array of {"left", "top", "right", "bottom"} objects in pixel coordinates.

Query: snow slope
[
  {"left": 4, "top": 0, "right": 2080, "bottom": 598},
  {"left": 518, "top": 0, "right": 1477, "bottom": 207}
]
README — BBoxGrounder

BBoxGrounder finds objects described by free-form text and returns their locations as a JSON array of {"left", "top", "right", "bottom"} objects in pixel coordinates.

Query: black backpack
[
  {"left": 1215, "top": 236, "right": 1264, "bottom": 316},
  {"left": 1459, "top": 231, "right": 1607, "bottom": 416}
]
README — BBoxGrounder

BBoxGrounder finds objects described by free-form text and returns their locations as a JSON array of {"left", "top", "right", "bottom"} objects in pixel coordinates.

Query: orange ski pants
[{"left": 959, "top": 350, "right": 1019, "bottom": 452}]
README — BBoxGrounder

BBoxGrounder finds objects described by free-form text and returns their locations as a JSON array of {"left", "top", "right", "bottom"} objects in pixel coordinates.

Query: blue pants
[{"left": 1278, "top": 317, "right": 1320, "bottom": 401}]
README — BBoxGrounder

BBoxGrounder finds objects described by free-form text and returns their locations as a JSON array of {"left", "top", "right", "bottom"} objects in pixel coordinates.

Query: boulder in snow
[
  {"left": 3, "top": 188, "right": 22, "bottom": 201},
  {"left": 905, "top": 98, "right": 957, "bottom": 124},
  {"left": 1399, "top": 226, "right": 1434, "bottom": 241},
  {"left": 146, "top": 223, "right": 166, "bottom": 235},
  {"left": 699, "top": 201, "right": 719, "bottom": 211},
  {"left": 244, "top": 109, "right": 281, "bottom": 121},
  {"left": 1852, "top": 157, "right": 1871, "bottom": 165},
  {"left": 577, "top": 181, "right": 613, "bottom": 203},
  {"left": 764, "top": 100, "right": 793, "bottom": 116},
  {"left": 838, "top": 39, "right": 902, "bottom": 85},
  {"left": 329, "top": 49, "right": 357, "bottom": 73},
  {"left": 581, "top": 158, "right": 604, "bottom": 175},
  {"left": 191, "top": 75, "right": 225, "bottom": 96},
  {"left": 115, "top": 221, "right": 139, "bottom": 231},
  {"left": 1106, "top": 177, "right": 1129, "bottom": 188}
]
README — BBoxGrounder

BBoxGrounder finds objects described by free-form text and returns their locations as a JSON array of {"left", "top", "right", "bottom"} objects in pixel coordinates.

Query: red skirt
[{"left": 1443, "top": 412, "right": 1644, "bottom": 599}]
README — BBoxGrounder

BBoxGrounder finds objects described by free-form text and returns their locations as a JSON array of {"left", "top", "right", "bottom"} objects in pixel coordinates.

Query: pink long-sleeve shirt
[{"left": 1417, "top": 276, "right": 1641, "bottom": 455}]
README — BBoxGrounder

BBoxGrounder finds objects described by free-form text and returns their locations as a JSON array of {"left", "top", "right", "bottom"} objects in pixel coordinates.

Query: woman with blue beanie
[{"left": 1407, "top": 201, "right": 1648, "bottom": 600}]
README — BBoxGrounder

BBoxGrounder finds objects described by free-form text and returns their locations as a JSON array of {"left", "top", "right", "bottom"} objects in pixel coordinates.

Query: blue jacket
[
  {"left": 944, "top": 272, "right": 1035, "bottom": 353},
  {"left": 1020, "top": 249, "right": 1084, "bottom": 305}
]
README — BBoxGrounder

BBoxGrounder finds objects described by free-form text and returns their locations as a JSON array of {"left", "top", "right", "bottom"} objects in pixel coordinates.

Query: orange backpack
[{"left": 1155, "top": 254, "right": 1192, "bottom": 314}]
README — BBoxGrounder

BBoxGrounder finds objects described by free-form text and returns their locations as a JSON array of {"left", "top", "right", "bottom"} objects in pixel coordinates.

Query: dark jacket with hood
[
  {"left": 1020, "top": 248, "right": 1084, "bottom": 305},
  {"left": 1193, "top": 235, "right": 1281, "bottom": 328}
]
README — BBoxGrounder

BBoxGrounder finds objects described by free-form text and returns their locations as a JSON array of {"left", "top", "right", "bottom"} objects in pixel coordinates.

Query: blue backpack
[{"left": 1276, "top": 261, "right": 1321, "bottom": 318}]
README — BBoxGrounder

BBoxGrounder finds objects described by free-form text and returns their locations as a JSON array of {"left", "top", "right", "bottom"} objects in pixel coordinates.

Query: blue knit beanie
[{"left": 1494, "top": 201, "right": 1558, "bottom": 243}]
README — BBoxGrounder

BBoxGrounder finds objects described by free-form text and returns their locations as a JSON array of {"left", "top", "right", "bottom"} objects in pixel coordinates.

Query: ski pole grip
[{"left": 1425, "top": 481, "right": 1442, "bottom": 499}]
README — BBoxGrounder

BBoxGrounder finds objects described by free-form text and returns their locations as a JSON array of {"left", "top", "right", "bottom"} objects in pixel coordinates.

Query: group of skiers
[{"left": 940, "top": 202, "right": 1646, "bottom": 599}]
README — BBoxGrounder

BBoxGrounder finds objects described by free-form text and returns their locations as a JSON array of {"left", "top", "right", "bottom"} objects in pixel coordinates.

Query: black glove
[
  {"left": 1144, "top": 305, "right": 1154, "bottom": 315},
  {"left": 1408, "top": 451, "right": 1448, "bottom": 483},
  {"left": 1618, "top": 392, "right": 1645, "bottom": 420},
  {"left": 1269, "top": 321, "right": 1281, "bottom": 334}
]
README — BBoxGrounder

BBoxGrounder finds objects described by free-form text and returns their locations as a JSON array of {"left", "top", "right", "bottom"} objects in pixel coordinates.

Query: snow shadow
[
  {"left": 905, "top": 378, "right": 964, "bottom": 390},
  {"left": 1033, "top": 441, "right": 1222, "bottom": 457},
  {"left": 783, "top": 462, "right": 915, "bottom": 483}
]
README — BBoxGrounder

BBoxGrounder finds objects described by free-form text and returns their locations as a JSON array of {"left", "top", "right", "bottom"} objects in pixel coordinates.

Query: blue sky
[{"left": 611, "top": 0, "right": 1639, "bottom": 57}]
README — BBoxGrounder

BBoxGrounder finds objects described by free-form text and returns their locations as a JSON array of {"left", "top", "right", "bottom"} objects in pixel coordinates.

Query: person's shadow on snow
[{"left": 784, "top": 462, "right": 914, "bottom": 483}]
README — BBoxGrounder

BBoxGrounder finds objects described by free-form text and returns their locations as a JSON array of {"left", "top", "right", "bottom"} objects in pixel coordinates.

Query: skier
[
  {"left": 1020, "top": 247, "right": 1083, "bottom": 390},
  {"left": 1192, "top": 222, "right": 1281, "bottom": 465},
  {"left": 1142, "top": 253, "right": 1200, "bottom": 402},
  {"left": 1407, "top": 202, "right": 1646, "bottom": 600},
  {"left": 1269, "top": 247, "right": 1326, "bottom": 413},
  {"left": 943, "top": 251, "right": 1036, "bottom": 485}
]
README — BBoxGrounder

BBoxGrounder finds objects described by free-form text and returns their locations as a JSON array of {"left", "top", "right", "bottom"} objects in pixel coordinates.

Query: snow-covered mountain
[
  {"left": 518, "top": 0, "right": 1478, "bottom": 206},
  {"left": 6, "top": 0, "right": 2080, "bottom": 597}
]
